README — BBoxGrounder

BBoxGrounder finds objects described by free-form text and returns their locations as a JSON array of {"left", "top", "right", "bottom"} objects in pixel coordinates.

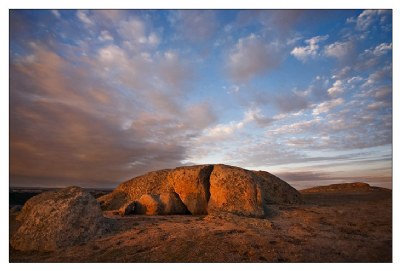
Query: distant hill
[{"left": 300, "top": 182, "right": 391, "bottom": 193}]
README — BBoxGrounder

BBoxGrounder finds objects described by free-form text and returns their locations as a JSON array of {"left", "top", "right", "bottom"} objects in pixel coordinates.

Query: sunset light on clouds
[{"left": 10, "top": 10, "right": 392, "bottom": 189}]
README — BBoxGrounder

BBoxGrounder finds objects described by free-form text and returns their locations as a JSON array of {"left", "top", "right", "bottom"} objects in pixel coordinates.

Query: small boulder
[
  {"left": 208, "top": 164, "right": 266, "bottom": 217},
  {"left": 167, "top": 165, "right": 213, "bottom": 214},
  {"left": 11, "top": 186, "right": 106, "bottom": 252}
]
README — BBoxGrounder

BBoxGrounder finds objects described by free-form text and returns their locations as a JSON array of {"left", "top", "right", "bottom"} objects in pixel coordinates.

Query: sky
[{"left": 9, "top": 10, "right": 392, "bottom": 189}]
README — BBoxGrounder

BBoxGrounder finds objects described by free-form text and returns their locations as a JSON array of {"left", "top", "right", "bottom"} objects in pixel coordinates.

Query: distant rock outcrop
[
  {"left": 98, "top": 164, "right": 303, "bottom": 217},
  {"left": 11, "top": 186, "right": 106, "bottom": 252},
  {"left": 300, "top": 182, "right": 376, "bottom": 193}
]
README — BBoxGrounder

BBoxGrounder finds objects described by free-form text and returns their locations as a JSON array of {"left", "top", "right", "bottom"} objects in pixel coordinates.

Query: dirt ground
[{"left": 9, "top": 189, "right": 392, "bottom": 263}]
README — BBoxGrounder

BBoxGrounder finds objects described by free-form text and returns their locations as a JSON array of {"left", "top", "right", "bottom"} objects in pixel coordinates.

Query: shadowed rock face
[
  {"left": 98, "top": 190, "right": 129, "bottom": 211},
  {"left": 118, "top": 201, "right": 136, "bottom": 216},
  {"left": 98, "top": 164, "right": 302, "bottom": 217},
  {"left": 134, "top": 193, "right": 190, "bottom": 215},
  {"left": 253, "top": 171, "right": 303, "bottom": 204},
  {"left": 159, "top": 192, "right": 190, "bottom": 215},
  {"left": 11, "top": 186, "right": 106, "bottom": 252}
]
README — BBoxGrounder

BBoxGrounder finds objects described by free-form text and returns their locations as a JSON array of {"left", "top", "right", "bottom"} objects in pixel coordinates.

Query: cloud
[
  {"left": 361, "top": 64, "right": 392, "bottom": 88},
  {"left": 76, "top": 10, "right": 94, "bottom": 26},
  {"left": 331, "top": 66, "right": 352, "bottom": 80},
  {"left": 270, "top": 119, "right": 321, "bottom": 135},
  {"left": 356, "top": 43, "right": 392, "bottom": 70},
  {"left": 275, "top": 91, "right": 310, "bottom": 113},
  {"left": 51, "top": 10, "right": 61, "bottom": 19},
  {"left": 9, "top": 39, "right": 212, "bottom": 187},
  {"left": 198, "top": 106, "right": 271, "bottom": 142},
  {"left": 324, "top": 40, "right": 355, "bottom": 60},
  {"left": 236, "top": 10, "right": 307, "bottom": 37},
  {"left": 306, "top": 94, "right": 392, "bottom": 150},
  {"left": 225, "top": 85, "right": 240, "bottom": 94},
  {"left": 260, "top": 10, "right": 306, "bottom": 34},
  {"left": 367, "top": 101, "right": 387, "bottom": 110},
  {"left": 276, "top": 171, "right": 333, "bottom": 183},
  {"left": 202, "top": 108, "right": 252, "bottom": 139},
  {"left": 372, "top": 43, "right": 392, "bottom": 56},
  {"left": 347, "top": 76, "right": 363, "bottom": 84},
  {"left": 118, "top": 17, "right": 160, "bottom": 50},
  {"left": 327, "top": 80, "right": 345, "bottom": 97},
  {"left": 203, "top": 122, "right": 244, "bottom": 139},
  {"left": 355, "top": 10, "right": 391, "bottom": 31},
  {"left": 156, "top": 50, "right": 192, "bottom": 89},
  {"left": 227, "top": 34, "right": 282, "bottom": 82},
  {"left": 245, "top": 107, "right": 274, "bottom": 127},
  {"left": 312, "top": 98, "right": 344, "bottom": 115},
  {"left": 98, "top": 30, "right": 114, "bottom": 42},
  {"left": 374, "top": 86, "right": 391, "bottom": 99},
  {"left": 285, "top": 137, "right": 314, "bottom": 146},
  {"left": 170, "top": 10, "right": 217, "bottom": 42},
  {"left": 291, "top": 35, "right": 328, "bottom": 62}
]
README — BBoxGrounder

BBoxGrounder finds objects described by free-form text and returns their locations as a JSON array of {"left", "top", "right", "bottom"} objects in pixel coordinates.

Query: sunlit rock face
[
  {"left": 208, "top": 164, "right": 266, "bottom": 217},
  {"left": 167, "top": 165, "right": 214, "bottom": 215},
  {"left": 98, "top": 164, "right": 303, "bottom": 217},
  {"left": 11, "top": 186, "right": 106, "bottom": 252}
]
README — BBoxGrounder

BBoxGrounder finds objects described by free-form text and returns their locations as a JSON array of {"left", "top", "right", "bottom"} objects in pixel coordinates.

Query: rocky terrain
[{"left": 9, "top": 164, "right": 392, "bottom": 262}]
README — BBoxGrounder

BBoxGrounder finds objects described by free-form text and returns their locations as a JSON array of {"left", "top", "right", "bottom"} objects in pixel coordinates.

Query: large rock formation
[
  {"left": 98, "top": 164, "right": 302, "bottom": 217},
  {"left": 11, "top": 186, "right": 106, "bottom": 252}
]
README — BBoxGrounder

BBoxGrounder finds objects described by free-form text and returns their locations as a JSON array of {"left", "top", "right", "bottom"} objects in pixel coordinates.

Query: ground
[{"left": 9, "top": 189, "right": 392, "bottom": 263}]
